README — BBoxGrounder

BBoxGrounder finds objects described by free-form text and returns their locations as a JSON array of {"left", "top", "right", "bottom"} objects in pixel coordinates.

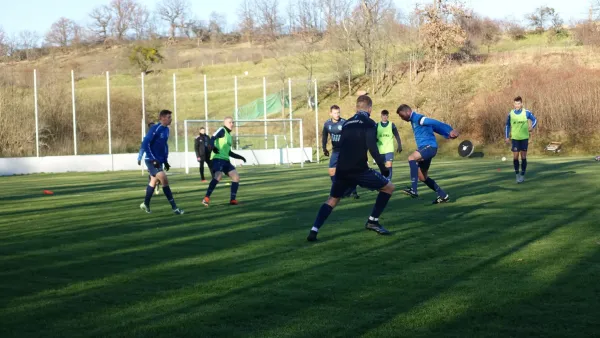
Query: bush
[
  {"left": 573, "top": 22, "right": 600, "bottom": 46},
  {"left": 129, "top": 45, "right": 164, "bottom": 74},
  {"left": 507, "top": 24, "right": 526, "bottom": 40}
]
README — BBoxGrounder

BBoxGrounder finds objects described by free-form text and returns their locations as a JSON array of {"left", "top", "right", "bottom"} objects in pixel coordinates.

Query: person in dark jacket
[{"left": 194, "top": 127, "right": 212, "bottom": 181}]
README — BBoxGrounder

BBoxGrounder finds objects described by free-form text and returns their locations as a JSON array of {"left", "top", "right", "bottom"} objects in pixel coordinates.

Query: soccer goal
[{"left": 183, "top": 118, "right": 311, "bottom": 174}]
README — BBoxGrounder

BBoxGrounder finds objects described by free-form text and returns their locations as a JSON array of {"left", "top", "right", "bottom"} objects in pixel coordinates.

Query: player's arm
[
  {"left": 321, "top": 123, "right": 330, "bottom": 156},
  {"left": 527, "top": 110, "right": 538, "bottom": 130},
  {"left": 194, "top": 137, "right": 201, "bottom": 158},
  {"left": 141, "top": 126, "right": 158, "bottom": 161},
  {"left": 505, "top": 114, "right": 511, "bottom": 140},
  {"left": 229, "top": 150, "right": 247, "bottom": 163},
  {"left": 419, "top": 116, "right": 454, "bottom": 138},
  {"left": 209, "top": 128, "right": 226, "bottom": 153},
  {"left": 392, "top": 123, "right": 402, "bottom": 153},
  {"left": 366, "top": 125, "right": 387, "bottom": 173}
]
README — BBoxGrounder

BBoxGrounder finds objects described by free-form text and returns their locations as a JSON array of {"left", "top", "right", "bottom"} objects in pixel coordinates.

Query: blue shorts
[
  {"left": 381, "top": 152, "right": 394, "bottom": 163},
  {"left": 212, "top": 159, "right": 236, "bottom": 175},
  {"left": 330, "top": 169, "right": 389, "bottom": 198},
  {"left": 417, "top": 146, "right": 438, "bottom": 172},
  {"left": 145, "top": 159, "right": 164, "bottom": 177},
  {"left": 329, "top": 150, "right": 340, "bottom": 169},
  {"left": 512, "top": 139, "right": 529, "bottom": 152}
]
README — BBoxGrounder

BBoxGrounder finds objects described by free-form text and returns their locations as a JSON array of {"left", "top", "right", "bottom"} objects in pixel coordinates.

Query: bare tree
[
  {"left": 293, "top": 0, "right": 323, "bottom": 105},
  {"left": 527, "top": 6, "right": 556, "bottom": 33},
  {"left": 327, "top": 1, "right": 356, "bottom": 96},
  {"left": 89, "top": 5, "right": 112, "bottom": 42},
  {"left": 109, "top": 0, "right": 138, "bottom": 40},
  {"left": 481, "top": 18, "right": 501, "bottom": 53},
  {"left": 190, "top": 20, "right": 210, "bottom": 45},
  {"left": 45, "top": 17, "right": 77, "bottom": 47},
  {"left": 131, "top": 4, "right": 151, "bottom": 39},
  {"left": 18, "top": 30, "right": 40, "bottom": 59},
  {"left": 208, "top": 12, "right": 226, "bottom": 45},
  {"left": 238, "top": 0, "right": 256, "bottom": 44},
  {"left": 254, "top": 0, "right": 282, "bottom": 45},
  {"left": 354, "top": 0, "right": 395, "bottom": 76},
  {"left": 0, "top": 26, "right": 6, "bottom": 57},
  {"left": 157, "top": 0, "right": 190, "bottom": 39}
]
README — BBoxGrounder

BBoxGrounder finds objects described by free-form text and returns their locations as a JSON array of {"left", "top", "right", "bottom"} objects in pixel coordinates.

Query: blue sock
[
  {"left": 521, "top": 159, "right": 527, "bottom": 175},
  {"left": 205, "top": 179, "right": 219, "bottom": 198},
  {"left": 409, "top": 160, "right": 419, "bottom": 192},
  {"left": 424, "top": 177, "right": 447, "bottom": 198},
  {"left": 162, "top": 186, "right": 177, "bottom": 209},
  {"left": 513, "top": 159, "right": 519, "bottom": 174},
  {"left": 312, "top": 203, "right": 334, "bottom": 231},
  {"left": 144, "top": 185, "right": 154, "bottom": 206},
  {"left": 230, "top": 182, "right": 240, "bottom": 200},
  {"left": 330, "top": 175, "right": 335, "bottom": 183},
  {"left": 370, "top": 191, "right": 392, "bottom": 219},
  {"left": 387, "top": 167, "right": 393, "bottom": 180}
]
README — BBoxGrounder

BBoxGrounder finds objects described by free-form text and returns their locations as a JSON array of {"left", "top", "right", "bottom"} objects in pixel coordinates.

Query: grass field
[{"left": 1, "top": 157, "right": 600, "bottom": 337}]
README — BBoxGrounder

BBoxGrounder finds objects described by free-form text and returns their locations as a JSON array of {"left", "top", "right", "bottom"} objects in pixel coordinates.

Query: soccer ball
[
  {"left": 502, "top": 157, "right": 507, "bottom": 161},
  {"left": 595, "top": 155, "right": 600, "bottom": 161}
]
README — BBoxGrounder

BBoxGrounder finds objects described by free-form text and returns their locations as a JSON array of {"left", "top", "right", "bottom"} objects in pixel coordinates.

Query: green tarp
[{"left": 236, "top": 92, "right": 290, "bottom": 120}]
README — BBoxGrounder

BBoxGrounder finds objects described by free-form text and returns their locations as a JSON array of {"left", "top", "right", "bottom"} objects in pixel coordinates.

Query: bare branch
[
  {"left": 89, "top": 5, "right": 112, "bottom": 42},
  {"left": 157, "top": 0, "right": 190, "bottom": 39}
]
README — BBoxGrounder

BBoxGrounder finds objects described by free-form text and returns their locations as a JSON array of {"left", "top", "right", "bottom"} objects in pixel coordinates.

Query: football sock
[
  {"left": 370, "top": 191, "right": 392, "bottom": 219},
  {"left": 409, "top": 160, "right": 419, "bottom": 192},
  {"left": 513, "top": 159, "right": 519, "bottom": 174},
  {"left": 162, "top": 186, "right": 177, "bottom": 209},
  {"left": 521, "top": 159, "right": 527, "bottom": 175},
  {"left": 330, "top": 175, "right": 335, "bottom": 183},
  {"left": 230, "top": 182, "right": 240, "bottom": 200},
  {"left": 387, "top": 167, "right": 393, "bottom": 180},
  {"left": 205, "top": 179, "right": 219, "bottom": 198},
  {"left": 424, "top": 177, "right": 447, "bottom": 197},
  {"left": 144, "top": 185, "right": 154, "bottom": 206},
  {"left": 312, "top": 204, "right": 334, "bottom": 231}
]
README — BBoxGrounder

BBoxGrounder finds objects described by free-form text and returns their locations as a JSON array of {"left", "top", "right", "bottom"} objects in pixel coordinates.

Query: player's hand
[
  {"left": 323, "top": 148, "right": 330, "bottom": 157},
  {"left": 240, "top": 156, "right": 247, "bottom": 163},
  {"left": 151, "top": 160, "right": 160, "bottom": 169},
  {"left": 505, "top": 138, "right": 510, "bottom": 144},
  {"left": 397, "top": 147, "right": 402, "bottom": 154},
  {"left": 197, "top": 157, "right": 201, "bottom": 162},
  {"left": 449, "top": 130, "right": 459, "bottom": 139},
  {"left": 164, "top": 162, "right": 171, "bottom": 171},
  {"left": 212, "top": 147, "right": 220, "bottom": 154},
  {"left": 137, "top": 159, "right": 141, "bottom": 166}
]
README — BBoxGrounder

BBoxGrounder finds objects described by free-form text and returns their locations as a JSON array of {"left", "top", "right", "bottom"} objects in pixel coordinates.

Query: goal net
[{"left": 183, "top": 118, "right": 311, "bottom": 174}]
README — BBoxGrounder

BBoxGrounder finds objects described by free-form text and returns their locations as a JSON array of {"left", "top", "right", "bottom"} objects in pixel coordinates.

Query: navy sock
[
  {"left": 205, "top": 179, "right": 219, "bottom": 198},
  {"left": 424, "top": 177, "right": 447, "bottom": 198},
  {"left": 330, "top": 175, "right": 335, "bottom": 183},
  {"left": 230, "top": 182, "right": 240, "bottom": 200},
  {"left": 370, "top": 191, "right": 392, "bottom": 219},
  {"left": 387, "top": 167, "right": 393, "bottom": 180},
  {"left": 521, "top": 159, "right": 527, "bottom": 175},
  {"left": 312, "top": 203, "right": 334, "bottom": 231},
  {"left": 162, "top": 186, "right": 177, "bottom": 209},
  {"left": 409, "top": 160, "right": 419, "bottom": 192},
  {"left": 144, "top": 185, "right": 154, "bottom": 206},
  {"left": 513, "top": 159, "right": 519, "bottom": 174}
]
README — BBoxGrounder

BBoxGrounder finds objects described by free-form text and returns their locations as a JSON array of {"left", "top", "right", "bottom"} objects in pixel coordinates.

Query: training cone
[{"left": 43, "top": 190, "right": 54, "bottom": 195}]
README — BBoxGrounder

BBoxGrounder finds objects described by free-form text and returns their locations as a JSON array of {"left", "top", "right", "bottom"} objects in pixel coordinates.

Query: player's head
[
  {"left": 381, "top": 109, "right": 389, "bottom": 123},
  {"left": 356, "top": 95, "right": 372, "bottom": 114},
  {"left": 513, "top": 96, "right": 523, "bottom": 111},
  {"left": 396, "top": 104, "right": 412, "bottom": 122},
  {"left": 330, "top": 105, "right": 341, "bottom": 121},
  {"left": 224, "top": 116, "right": 234, "bottom": 130},
  {"left": 199, "top": 127, "right": 205, "bottom": 135},
  {"left": 158, "top": 110, "right": 172, "bottom": 126}
]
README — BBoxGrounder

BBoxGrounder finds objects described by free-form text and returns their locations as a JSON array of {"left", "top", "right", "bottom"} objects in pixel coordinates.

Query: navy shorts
[
  {"left": 512, "top": 139, "right": 529, "bottom": 152},
  {"left": 145, "top": 159, "right": 164, "bottom": 177},
  {"left": 330, "top": 169, "right": 389, "bottom": 198},
  {"left": 329, "top": 150, "right": 340, "bottom": 169},
  {"left": 212, "top": 159, "right": 236, "bottom": 175},
  {"left": 381, "top": 152, "right": 394, "bottom": 163},
  {"left": 417, "top": 146, "right": 438, "bottom": 172}
]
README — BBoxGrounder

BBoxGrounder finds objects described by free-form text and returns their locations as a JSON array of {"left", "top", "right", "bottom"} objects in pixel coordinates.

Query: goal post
[{"left": 183, "top": 118, "right": 309, "bottom": 174}]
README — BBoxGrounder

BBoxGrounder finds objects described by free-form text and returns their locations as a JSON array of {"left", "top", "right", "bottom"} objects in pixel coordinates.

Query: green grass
[{"left": 1, "top": 157, "right": 600, "bottom": 337}]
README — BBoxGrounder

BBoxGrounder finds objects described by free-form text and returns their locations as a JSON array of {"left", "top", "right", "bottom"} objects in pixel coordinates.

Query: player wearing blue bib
[{"left": 396, "top": 104, "right": 459, "bottom": 204}]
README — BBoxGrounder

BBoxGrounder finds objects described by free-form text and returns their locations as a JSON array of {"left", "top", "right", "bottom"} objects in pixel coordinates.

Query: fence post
[
  {"left": 33, "top": 69, "right": 39, "bottom": 157},
  {"left": 71, "top": 70, "right": 77, "bottom": 155},
  {"left": 263, "top": 77, "right": 267, "bottom": 149},
  {"left": 106, "top": 71, "right": 112, "bottom": 155},
  {"left": 141, "top": 72, "right": 145, "bottom": 139},
  {"left": 173, "top": 73, "right": 178, "bottom": 151},
  {"left": 234, "top": 76, "right": 239, "bottom": 150},
  {"left": 184, "top": 121, "right": 189, "bottom": 174},
  {"left": 203, "top": 74, "right": 208, "bottom": 132},
  {"left": 288, "top": 78, "right": 293, "bottom": 148},
  {"left": 300, "top": 119, "right": 304, "bottom": 168},
  {"left": 314, "top": 79, "right": 319, "bottom": 163}
]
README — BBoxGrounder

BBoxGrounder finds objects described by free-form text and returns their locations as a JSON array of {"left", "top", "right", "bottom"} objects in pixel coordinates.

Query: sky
[{"left": 0, "top": 0, "right": 595, "bottom": 37}]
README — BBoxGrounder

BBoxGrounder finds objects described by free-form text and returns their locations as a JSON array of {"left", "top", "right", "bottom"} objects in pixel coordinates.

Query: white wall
[{"left": 0, "top": 148, "right": 313, "bottom": 176}]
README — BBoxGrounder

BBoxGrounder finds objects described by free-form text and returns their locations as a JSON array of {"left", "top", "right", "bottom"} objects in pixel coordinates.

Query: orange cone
[{"left": 43, "top": 190, "right": 54, "bottom": 195}]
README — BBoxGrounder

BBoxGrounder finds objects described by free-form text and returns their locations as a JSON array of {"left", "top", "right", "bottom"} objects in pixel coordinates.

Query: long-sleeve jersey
[
  {"left": 322, "top": 118, "right": 346, "bottom": 151},
  {"left": 505, "top": 109, "right": 537, "bottom": 139},
  {"left": 195, "top": 134, "right": 210, "bottom": 158},
  {"left": 209, "top": 126, "right": 245, "bottom": 162},
  {"left": 140, "top": 123, "right": 169, "bottom": 163},
  {"left": 409, "top": 112, "right": 453, "bottom": 149},
  {"left": 336, "top": 111, "right": 386, "bottom": 174}
]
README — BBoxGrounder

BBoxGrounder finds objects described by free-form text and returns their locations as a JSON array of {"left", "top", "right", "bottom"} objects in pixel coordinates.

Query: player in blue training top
[
  {"left": 307, "top": 95, "right": 395, "bottom": 242},
  {"left": 322, "top": 105, "right": 359, "bottom": 199},
  {"left": 505, "top": 96, "right": 537, "bottom": 183},
  {"left": 139, "top": 110, "right": 184, "bottom": 215},
  {"left": 396, "top": 104, "right": 459, "bottom": 204},
  {"left": 138, "top": 121, "right": 161, "bottom": 195}
]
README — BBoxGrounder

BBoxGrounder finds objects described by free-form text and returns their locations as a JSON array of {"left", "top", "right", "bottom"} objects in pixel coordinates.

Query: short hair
[
  {"left": 200, "top": 127, "right": 205, "bottom": 130},
  {"left": 396, "top": 104, "right": 412, "bottom": 114},
  {"left": 356, "top": 95, "right": 372, "bottom": 110},
  {"left": 514, "top": 96, "right": 522, "bottom": 103},
  {"left": 224, "top": 116, "right": 233, "bottom": 122},
  {"left": 159, "top": 109, "right": 172, "bottom": 117},
  {"left": 147, "top": 122, "right": 155, "bottom": 128},
  {"left": 330, "top": 105, "right": 340, "bottom": 111},
  {"left": 381, "top": 110, "right": 389, "bottom": 115}
]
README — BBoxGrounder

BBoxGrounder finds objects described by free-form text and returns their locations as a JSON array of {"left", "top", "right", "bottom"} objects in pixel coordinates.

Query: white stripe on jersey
[
  {"left": 419, "top": 117, "right": 427, "bottom": 126},
  {"left": 213, "top": 127, "right": 224, "bottom": 137}
]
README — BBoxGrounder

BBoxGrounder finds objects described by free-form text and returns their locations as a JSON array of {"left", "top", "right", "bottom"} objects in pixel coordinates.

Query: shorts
[
  {"left": 512, "top": 139, "right": 529, "bottom": 152},
  {"left": 212, "top": 159, "right": 236, "bottom": 175},
  {"left": 381, "top": 152, "right": 394, "bottom": 163},
  {"left": 330, "top": 169, "right": 389, "bottom": 198},
  {"left": 417, "top": 146, "right": 438, "bottom": 172},
  {"left": 329, "top": 150, "right": 340, "bottom": 168},
  {"left": 145, "top": 159, "right": 164, "bottom": 177}
]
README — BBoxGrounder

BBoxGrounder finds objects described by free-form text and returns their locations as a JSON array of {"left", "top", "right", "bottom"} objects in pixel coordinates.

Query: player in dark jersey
[
  {"left": 307, "top": 95, "right": 395, "bottom": 242},
  {"left": 322, "top": 105, "right": 359, "bottom": 199}
]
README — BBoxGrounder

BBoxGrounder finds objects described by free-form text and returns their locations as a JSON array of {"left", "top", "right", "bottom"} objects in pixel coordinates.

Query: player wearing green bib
[
  {"left": 376, "top": 110, "right": 402, "bottom": 179},
  {"left": 505, "top": 96, "right": 537, "bottom": 183},
  {"left": 202, "top": 117, "right": 247, "bottom": 206}
]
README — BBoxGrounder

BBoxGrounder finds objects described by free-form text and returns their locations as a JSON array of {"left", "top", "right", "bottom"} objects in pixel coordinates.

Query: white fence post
[
  {"left": 234, "top": 75, "right": 239, "bottom": 150},
  {"left": 141, "top": 72, "right": 146, "bottom": 139},
  {"left": 71, "top": 70, "right": 77, "bottom": 155},
  {"left": 300, "top": 119, "right": 304, "bottom": 168},
  {"left": 314, "top": 79, "right": 319, "bottom": 163},
  {"left": 288, "top": 78, "right": 293, "bottom": 148},
  {"left": 263, "top": 77, "right": 267, "bottom": 149},
  {"left": 33, "top": 69, "right": 39, "bottom": 157},
  {"left": 184, "top": 120, "right": 189, "bottom": 174},
  {"left": 106, "top": 71, "right": 112, "bottom": 155},
  {"left": 173, "top": 73, "right": 178, "bottom": 151},
  {"left": 203, "top": 74, "right": 208, "bottom": 132}
]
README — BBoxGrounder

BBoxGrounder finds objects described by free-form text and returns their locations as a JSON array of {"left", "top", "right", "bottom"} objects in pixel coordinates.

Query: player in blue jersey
[
  {"left": 139, "top": 110, "right": 184, "bottom": 214},
  {"left": 138, "top": 121, "right": 161, "bottom": 195},
  {"left": 376, "top": 110, "right": 403, "bottom": 180},
  {"left": 396, "top": 104, "right": 459, "bottom": 204},
  {"left": 505, "top": 96, "right": 537, "bottom": 183},
  {"left": 307, "top": 95, "right": 395, "bottom": 242},
  {"left": 322, "top": 105, "right": 359, "bottom": 199}
]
